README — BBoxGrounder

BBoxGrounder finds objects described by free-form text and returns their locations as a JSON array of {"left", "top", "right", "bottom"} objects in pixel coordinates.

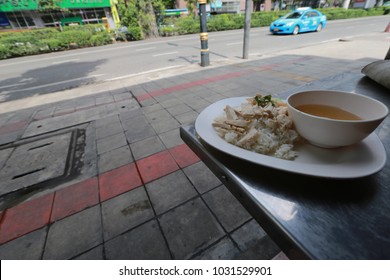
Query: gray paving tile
[
  {"left": 142, "top": 81, "right": 160, "bottom": 92},
  {"left": 159, "top": 98, "right": 184, "bottom": 109},
  {"left": 166, "top": 103, "right": 193, "bottom": 116},
  {"left": 159, "top": 197, "right": 224, "bottom": 259},
  {"left": 150, "top": 117, "right": 180, "bottom": 134},
  {"left": 96, "top": 132, "right": 127, "bottom": 155},
  {"left": 105, "top": 219, "right": 171, "bottom": 260},
  {"left": 158, "top": 128, "right": 184, "bottom": 149},
  {"left": 54, "top": 106, "right": 75, "bottom": 116},
  {"left": 144, "top": 108, "right": 172, "bottom": 122},
  {"left": 235, "top": 235, "right": 281, "bottom": 260},
  {"left": 95, "top": 115, "right": 120, "bottom": 129},
  {"left": 146, "top": 170, "right": 198, "bottom": 215},
  {"left": 130, "top": 135, "right": 165, "bottom": 160},
  {"left": 0, "top": 227, "right": 47, "bottom": 260},
  {"left": 175, "top": 111, "right": 198, "bottom": 125},
  {"left": 129, "top": 85, "right": 148, "bottom": 97},
  {"left": 73, "top": 245, "right": 104, "bottom": 260},
  {"left": 139, "top": 98, "right": 158, "bottom": 107},
  {"left": 97, "top": 145, "right": 133, "bottom": 173},
  {"left": 76, "top": 98, "right": 96, "bottom": 110},
  {"left": 192, "top": 237, "right": 240, "bottom": 260},
  {"left": 115, "top": 99, "right": 140, "bottom": 112},
  {"left": 123, "top": 116, "right": 156, "bottom": 143},
  {"left": 231, "top": 219, "right": 266, "bottom": 250},
  {"left": 43, "top": 206, "right": 103, "bottom": 260},
  {"left": 95, "top": 95, "right": 114, "bottom": 105},
  {"left": 0, "top": 131, "right": 21, "bottom": 146},
  {"left": 102, "top": 187, "right": 154, "bottom": 241},
  {"left": 33, "top": 107, "right": 54, "bottom": 120},
  {"left": 203, "top": 93, "right": 225, "bottom": 103},
  {"left": 141, "top": 103, "right": 164, "bottom": 114},
  {"left": 0, "top": 147, "right": 13, "bottom": 170},
  {"left": 183, "top": 162, "right": 221, "bottom": 194},
  {"left": 184, "top": 97, "right": 210, "bottom": 111},
  {"left": 119, "top": 108, "right": 143, "bottom": 121},
  {"left": 203, "top": 185, "right": 252, "bottom": 232},
  {"left": 95, "top": 121, "right": 123, "bottom": 140}
]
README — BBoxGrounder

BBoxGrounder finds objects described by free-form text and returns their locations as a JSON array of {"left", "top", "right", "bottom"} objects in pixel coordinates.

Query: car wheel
[
  {"left": 292, "top": 26, "right": 299, "bottom": 35},
  {"left": 316, "top": 23, "right": 323, "bottom": 32}
]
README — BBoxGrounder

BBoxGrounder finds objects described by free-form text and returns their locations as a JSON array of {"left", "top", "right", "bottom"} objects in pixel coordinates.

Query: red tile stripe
[
  {"left": 169, "top": 143, "right": 200, "bottom": 168},
  {"left": 136, "top": 150, "right": 180, "bottom": 184},
  {"left": 136, "top": 71, "right": 246, "bottom": 102},
  {"left": 50, "top": 177, "right": 99, "bottom": 222},
  {"left": 0, "top": 193, "right": 54, "bottom": 245},
  {"left": 0, "top": 143, "right": 199, "bottom": 245},
  {"left": 0, "top": 121, "right": 28, "bottom": 134},
  {"left": 99, "top": 163, "right": 142, "bottom": 202}
]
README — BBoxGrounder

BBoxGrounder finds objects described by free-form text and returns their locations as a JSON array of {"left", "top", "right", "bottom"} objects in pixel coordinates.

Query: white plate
[{"left": 195, "top": 97, "right": 387, "bottom": 179}]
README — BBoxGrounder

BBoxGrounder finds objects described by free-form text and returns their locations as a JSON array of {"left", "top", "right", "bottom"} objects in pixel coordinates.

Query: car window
[
  {"left": 284, "top": 12, "right": 303, "bottom": 19},
  {"left": 308, "top": 11, "right": 320, "bottom": 17}
]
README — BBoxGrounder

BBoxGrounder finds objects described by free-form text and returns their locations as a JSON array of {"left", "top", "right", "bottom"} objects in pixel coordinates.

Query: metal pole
[
  {"left": 198, "top": 0, "right": 210, "bottom": 67},
  {"left": 242, "top": 0, "right": 251, "bottom": 59}
]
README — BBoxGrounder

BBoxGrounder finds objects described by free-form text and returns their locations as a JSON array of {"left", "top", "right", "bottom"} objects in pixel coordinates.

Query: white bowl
[{"left": 287, "top": 90, "right": 389, "bottom": 148}]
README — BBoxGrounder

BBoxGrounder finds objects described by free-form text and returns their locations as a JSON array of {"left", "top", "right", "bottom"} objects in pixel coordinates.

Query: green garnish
[{"left": 254, "top": 95, "right": 275, "bottom": 107}]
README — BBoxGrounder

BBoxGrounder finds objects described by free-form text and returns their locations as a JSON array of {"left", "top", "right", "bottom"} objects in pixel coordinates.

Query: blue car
[{"left": 270, "top": 8, "right": 327, "bottom": 35}]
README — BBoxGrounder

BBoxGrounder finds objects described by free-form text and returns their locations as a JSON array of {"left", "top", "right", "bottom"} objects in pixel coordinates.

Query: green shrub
[
  {"left": 41, "top": 38, "right": 68, "bottom": 51},
  {"left": 208, "top": 14, "right": 244, "bottom": 31},
  {"left": 57, "top": 30, "right": 92, "bottom": 48},
  {"left": 127, "top": 26, "right": 144, "bottom": 40},
  {"left": 175, "top": 16, "right": 199, "bottom": 35},
  {"left": 89, "top": 33, "right": 112, "bottom": 46},
  {"left": 0, "top": 44, "right": 9, "bottom": 60},
  {"left": 159, "top": 25, "right": 177, "bottom": 36}
]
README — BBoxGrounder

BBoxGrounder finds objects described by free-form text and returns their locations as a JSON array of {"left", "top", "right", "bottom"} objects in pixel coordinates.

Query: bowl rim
[{"left": 286, "top": 90, "right": 389, "bottom": 123}]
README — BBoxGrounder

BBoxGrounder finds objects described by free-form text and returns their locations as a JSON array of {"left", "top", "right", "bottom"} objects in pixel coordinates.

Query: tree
[
  {"left": 184, "top": 0, "right": 198, "bottom": 18},
  {"left": 117, "top": 0, "right": 164, "bottom": 39},
  {"left": 37, "top": 0, "right": 66, "bottom": 11},
  {"left": 342, "top": 0, "right": 351, "bottom": 8}
]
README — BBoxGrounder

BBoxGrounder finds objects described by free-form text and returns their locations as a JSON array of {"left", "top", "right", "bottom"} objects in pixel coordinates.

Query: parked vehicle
[{"left": 269, "top": 7, "right": 327, "bottom": 35}]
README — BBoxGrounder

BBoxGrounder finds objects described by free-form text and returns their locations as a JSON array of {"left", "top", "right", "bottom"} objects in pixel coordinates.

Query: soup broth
[{"left": 295, "top": 104, "right": 362, "bottom": 120}]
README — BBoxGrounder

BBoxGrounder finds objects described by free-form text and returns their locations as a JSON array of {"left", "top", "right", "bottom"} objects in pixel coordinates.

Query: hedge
[{"left": 0, "top": 24, "right": 112, "bottom": 59}]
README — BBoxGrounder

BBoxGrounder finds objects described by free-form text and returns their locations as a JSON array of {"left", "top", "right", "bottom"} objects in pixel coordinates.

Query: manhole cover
[{"left": 0, "top": 129, "right": 85, "bottom": 199}]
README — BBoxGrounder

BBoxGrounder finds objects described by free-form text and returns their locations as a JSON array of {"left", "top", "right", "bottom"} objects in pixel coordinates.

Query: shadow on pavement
[{"left": 0, "top": 59, "right": 107, "bottom": 103}]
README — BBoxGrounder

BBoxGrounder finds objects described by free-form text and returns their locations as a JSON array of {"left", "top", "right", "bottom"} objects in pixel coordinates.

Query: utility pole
[
  {"left": 198, "top": 0, "right": 210, "bottom": 67},
  {"left": 242, "top": 0, "right": 251, "bottom": 59}
]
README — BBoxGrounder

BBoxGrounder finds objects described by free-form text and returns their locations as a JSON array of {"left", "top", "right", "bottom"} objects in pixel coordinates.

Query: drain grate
[{"left": 0, "top": 129, "right": 86, "bottom": 200}]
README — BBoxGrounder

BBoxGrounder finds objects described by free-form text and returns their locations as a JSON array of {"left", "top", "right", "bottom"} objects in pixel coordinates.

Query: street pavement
[{"left": 0, "top": 31, "right": 389, "bottom": 260}]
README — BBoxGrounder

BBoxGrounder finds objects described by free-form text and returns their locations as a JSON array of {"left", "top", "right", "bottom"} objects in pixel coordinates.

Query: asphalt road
[{"left": 0, "top": 16, "right": 389, "bottom": 102}]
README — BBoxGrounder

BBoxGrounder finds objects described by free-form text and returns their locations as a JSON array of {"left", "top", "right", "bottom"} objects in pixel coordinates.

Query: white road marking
[
  {"left": 105, "top": 65, "right": 183, "bottom": 81},
  {"left": 0, "top": 83, "right": 26, "bottom": 90},
  {"left": 152, "top": 51, "right": 178, "bottom": 57},
  {"left": 226, "top": 42, "right": 242, "bottom": 46},
  {"left": 2, "top": 74, "right": 104, "bottom": 93}
]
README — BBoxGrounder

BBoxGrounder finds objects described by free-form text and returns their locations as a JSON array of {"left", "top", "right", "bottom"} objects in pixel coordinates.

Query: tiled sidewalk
[{"left": 0, "top": 53, "right": 380, "bottom": 259}]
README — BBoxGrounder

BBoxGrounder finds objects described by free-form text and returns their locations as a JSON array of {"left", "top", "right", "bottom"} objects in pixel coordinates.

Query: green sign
[
  {"left": 0, "top": 0, "right": 38, "bottom": 11},
  {"left": 0, "top": 0, "right": 111, "bottom": 12}
]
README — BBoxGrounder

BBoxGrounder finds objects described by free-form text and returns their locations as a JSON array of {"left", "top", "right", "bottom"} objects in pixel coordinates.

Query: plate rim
[{"left": 195, "top": 97, "right": 387, "bottom": 179}]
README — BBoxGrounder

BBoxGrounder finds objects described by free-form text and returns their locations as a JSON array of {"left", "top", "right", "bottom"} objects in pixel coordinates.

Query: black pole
[{"left": 198, "top": 0, "right": 210, "bottom": 67}]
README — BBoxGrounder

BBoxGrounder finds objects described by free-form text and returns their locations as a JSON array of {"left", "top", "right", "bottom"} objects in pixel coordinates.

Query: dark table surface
[{"left": 180, "top": 72, "right": 390, "bottom": 260}]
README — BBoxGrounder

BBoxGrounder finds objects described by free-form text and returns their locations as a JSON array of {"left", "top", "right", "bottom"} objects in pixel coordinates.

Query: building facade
[{"left": 0, "top": 0, "right": 119, "bottom": 30}]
